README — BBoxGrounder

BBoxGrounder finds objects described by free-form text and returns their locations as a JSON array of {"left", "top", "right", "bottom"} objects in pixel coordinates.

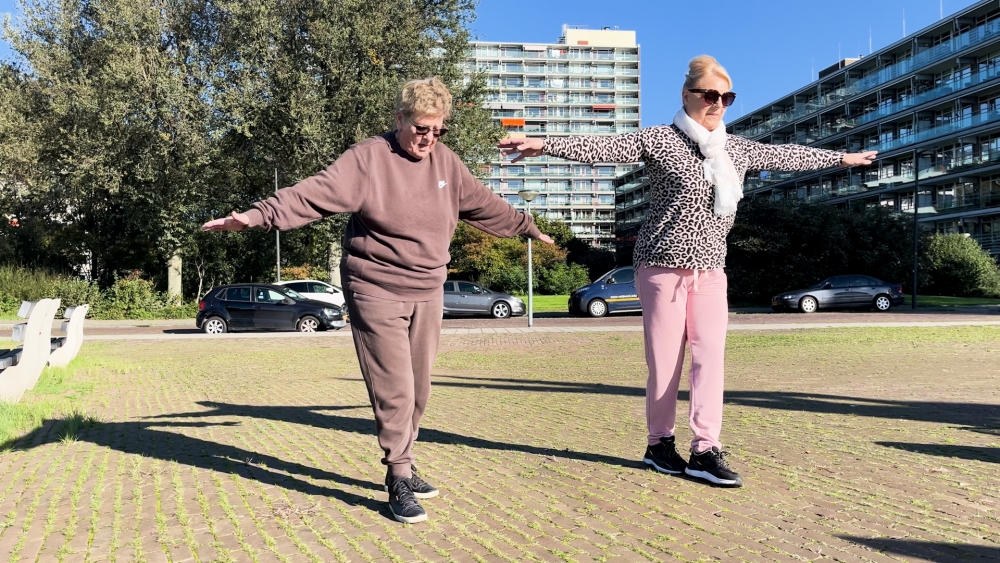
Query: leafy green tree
[{"left": 923, "top": 233, "right": 1000, "bottom": 297}]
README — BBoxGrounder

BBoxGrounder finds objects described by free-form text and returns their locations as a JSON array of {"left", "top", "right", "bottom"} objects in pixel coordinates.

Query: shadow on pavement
[
  {"left": 426, "top": 375, "right": 1000, "bottom": 428},
  {"left": 840, "top": 537, "right": 1000, "bottom": 562},
  {"left": 5, "top": 409, "right": 397, "bottom": 521},
  {"left": 874, "top": 442, "right": 1000, "bottom": 464}
]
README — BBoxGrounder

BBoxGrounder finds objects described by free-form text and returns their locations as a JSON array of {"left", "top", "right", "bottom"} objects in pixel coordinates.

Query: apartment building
[{"left": 467, "top": 26, "right": 641, "bottom": 248}]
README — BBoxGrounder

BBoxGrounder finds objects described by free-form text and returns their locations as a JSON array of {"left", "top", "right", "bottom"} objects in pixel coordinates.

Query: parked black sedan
[
  {"left": 197, "top": 284, "right": 347, "bottom": 334},
  {"left": 771, "top": 275, "right": 906, "bottom": 313}
]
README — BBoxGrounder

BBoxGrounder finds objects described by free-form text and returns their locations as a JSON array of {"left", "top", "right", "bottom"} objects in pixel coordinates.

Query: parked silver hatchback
[{"left": 443, "top": 280, "right": 525, "bottom": 318}]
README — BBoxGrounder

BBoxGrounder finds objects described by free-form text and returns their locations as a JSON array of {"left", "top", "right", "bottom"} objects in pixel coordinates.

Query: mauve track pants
[{"left": 344, "top": 289, "right": 443, "bottom": 479}]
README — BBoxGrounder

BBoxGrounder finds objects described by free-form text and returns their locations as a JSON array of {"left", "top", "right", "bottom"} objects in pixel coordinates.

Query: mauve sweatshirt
[{"left": 244, "top": 132, "right": 541, "bottom": 301}]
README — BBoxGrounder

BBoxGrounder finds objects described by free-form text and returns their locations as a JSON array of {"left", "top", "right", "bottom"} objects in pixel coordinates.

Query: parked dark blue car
[{"left": 568, "top": 266, "right": 641, "bottom": 317}]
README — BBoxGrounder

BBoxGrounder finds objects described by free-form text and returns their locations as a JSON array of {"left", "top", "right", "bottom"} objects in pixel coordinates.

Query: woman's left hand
[{"left": 841, "top": 151, "right": 878, "bottom": 167}]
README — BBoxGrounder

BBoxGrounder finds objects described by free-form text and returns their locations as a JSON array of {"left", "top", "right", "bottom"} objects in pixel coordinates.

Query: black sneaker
[
  {"left": 684, "top": 447, "right": 743, "bottom": 487},
  {"left": 385, "top": 476, "right": 427, "bottom": 523},
  {"left": 642, "top": 436, "right": 687, "bottom": 475},
  {"left": 384, "top": 466, "right": 439, "bottom": 499}
]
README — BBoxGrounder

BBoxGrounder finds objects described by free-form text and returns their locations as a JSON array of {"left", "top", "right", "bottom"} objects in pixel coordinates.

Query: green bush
[
  {"left": 923, "top": 234, "right": 1000, "bottom": 297},
  {"left": 0, "top": 265, "right": 199, "bottom": 319},
  {"left": 539, "top": 263, "right": 590, "bottom": 295}
]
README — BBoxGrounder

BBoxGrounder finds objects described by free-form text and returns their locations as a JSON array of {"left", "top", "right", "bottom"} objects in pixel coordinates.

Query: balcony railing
[
  {"left": 733, "top": 17, "right": 1000, "bottom": 140},
  {"left": 744, "top": 110, "right": 1000, "bottom": 191}
]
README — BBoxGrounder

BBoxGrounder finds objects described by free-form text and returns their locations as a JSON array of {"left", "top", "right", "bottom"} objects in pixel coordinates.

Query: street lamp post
[
  {"left": 275, "top": 167, "right": 282, "bottom": 282},
  {"left": 518, "top": 189, "right": 539, "bottom": 327}
]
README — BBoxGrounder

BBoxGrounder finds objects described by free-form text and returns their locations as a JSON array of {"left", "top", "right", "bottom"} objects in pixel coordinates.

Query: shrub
[
  {"left": 923, "top": 234, "right": 1000, "bottom": 297},
  {"left": 92, "top": 272, "right": 166, "bottom": 320},
  {"left": 280, "top": 264, "right": 331, "bottom": 282},
  {"left": 539, "top": 262, "right": 590, "bottom": 295}
]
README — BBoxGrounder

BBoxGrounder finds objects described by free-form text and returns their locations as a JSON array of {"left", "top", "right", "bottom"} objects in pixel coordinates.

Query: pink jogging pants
[{"left": 636, "top": 265, "right": 728, "bottom": 453}]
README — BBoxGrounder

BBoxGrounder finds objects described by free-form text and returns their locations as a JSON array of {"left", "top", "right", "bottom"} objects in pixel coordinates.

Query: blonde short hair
[
  {"left": 683, "top": 55, "right": 732, "bottom": 90},
  {"left": 396, "top": 77, "right": 453, "bottom": 119}
]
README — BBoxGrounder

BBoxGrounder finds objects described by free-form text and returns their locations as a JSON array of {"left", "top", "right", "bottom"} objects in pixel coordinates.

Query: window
[
  {"left": 225, "top": 287, "right": 251, "bottom": 302},
  {"left": 830, "top": 277, "right": 851, "bottom": 289},
  {"left": 443, "top": 282, "right": 456, "bottom": 292},
  {"left": 457, "top": 282, "right": 482, "bottom": 294},
  {"left": 284, "top": 282, "right": 308, "bottom": 293},
  {"left": 609, "top": 268, "right": 635, "bottom": 284},
  {"left": 255, "top": 288, "right": 287, "bottom": 304},
  {"left": 851, "top": 277, "right": 873, "bottom": 287},
  {"left": 598, "top": 195, "right": 614, "bottom": 205},
  {"left": 309, "top": 282, "right": 336, "bottom": 294}
]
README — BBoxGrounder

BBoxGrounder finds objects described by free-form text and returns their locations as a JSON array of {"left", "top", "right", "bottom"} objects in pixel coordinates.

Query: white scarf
[{"left": 672, "top": 109, "right": 742, "bottom": 216}]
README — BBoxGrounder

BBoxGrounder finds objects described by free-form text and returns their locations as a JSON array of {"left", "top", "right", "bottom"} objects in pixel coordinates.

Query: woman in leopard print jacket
[{"left": 500, "top": 55, "right": 876, "bottom": 487}]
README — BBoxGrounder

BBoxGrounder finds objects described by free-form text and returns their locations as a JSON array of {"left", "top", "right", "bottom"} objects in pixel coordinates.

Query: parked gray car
[
  {"left": 771, "top": 275, "right": 905, "bottom": 313},
  {"left": 443, "top": 280, "right": 525, "bottom": 318}
]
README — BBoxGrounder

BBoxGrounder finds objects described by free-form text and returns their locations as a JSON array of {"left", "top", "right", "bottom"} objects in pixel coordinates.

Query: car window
[
  {"left": 609, "top": 268, "right": 635, "bottom": 284},
  {"left": 255, "top": 287, "right": 287, "bottom": 304},
  {"left": 285, "top": 282, "right": 308, "bottom": 293},
  {"left": 457, "top": 282, "right": 481, "bottom": 294},
  {"left": 443, "top": 282, "right": 455, "bottom": 292},
  {"left": 829, "top": 277, "right": 851, "bottom": 289},
  {"left": 225, "top": 287, "right": 251, "bottom": 302},
  {"left": 851, "top": 276, "right": 872, "bottom": 287},
  {"left": 309, "top": 282, "right": 334, "bottom": 294}
]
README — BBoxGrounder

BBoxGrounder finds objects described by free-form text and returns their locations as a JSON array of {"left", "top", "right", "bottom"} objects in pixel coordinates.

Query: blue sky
[{"left": 0, "top": 0, "right": 982, "bottom": 127}]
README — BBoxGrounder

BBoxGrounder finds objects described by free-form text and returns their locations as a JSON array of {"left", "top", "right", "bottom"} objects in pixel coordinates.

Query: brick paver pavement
[{"left": 0, "top": 327, "right": 997, "bottom": 562}]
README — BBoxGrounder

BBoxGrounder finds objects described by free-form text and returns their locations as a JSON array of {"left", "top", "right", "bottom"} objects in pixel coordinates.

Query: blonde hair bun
[{"left": 684, "top": 55, "right": 732, "bottom": 89}]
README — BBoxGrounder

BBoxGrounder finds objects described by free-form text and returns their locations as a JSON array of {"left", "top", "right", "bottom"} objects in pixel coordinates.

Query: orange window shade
[
  {"left": 592, "top": 104, "right": 616, "bottom": 109},
  {"left": 501, "top": 118, "right": 526, "bottom": 126},
  {"left": 577, "top": 41, "right": 589, "bottom": 45}
]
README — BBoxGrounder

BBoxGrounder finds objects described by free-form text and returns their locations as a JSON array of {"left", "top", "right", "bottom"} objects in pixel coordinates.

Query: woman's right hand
[
  {"left": 498, "top": 137, "right": 545, "bottom": 163},
  {"left": 202, "top": 211, "right": 250, "bottom": 232}
]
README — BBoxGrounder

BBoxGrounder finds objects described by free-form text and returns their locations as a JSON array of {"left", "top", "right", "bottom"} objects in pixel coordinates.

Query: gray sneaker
[{"left": 383, "top": 466, "right": 439, "bottom": 499}]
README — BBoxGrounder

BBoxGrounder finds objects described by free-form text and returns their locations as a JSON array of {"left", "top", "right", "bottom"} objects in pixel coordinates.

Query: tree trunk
[{"left": 167, "top": 251, "right": 183, "bottom": 303}]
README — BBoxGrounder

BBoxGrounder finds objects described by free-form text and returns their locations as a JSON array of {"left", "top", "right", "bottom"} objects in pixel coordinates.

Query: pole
[
  {"left": 526, "top": 200, "right": 533, "bottom": 328},
  {"left": 275, "top": 167, "right": 281, "bottom": 283},
  {"left": 912, "top": 150, "right": 919, "bottom": 309}
]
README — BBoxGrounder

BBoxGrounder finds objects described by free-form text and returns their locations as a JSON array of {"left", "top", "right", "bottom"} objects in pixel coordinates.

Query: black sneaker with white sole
[
  {"left": 642, "top": 436, "right": 687, "bottom": 475},
  {"left": 408, "top": 465, "right": 439, "bottom": 499},
  {"left": 384, "top": 466, "right": 439, "bottom": 499},
  {"left": 684, "top": 447, "right": 743, "bottom": 487},
  {"left": 385, "top": 476, "right": 428, "bottom": 523}
]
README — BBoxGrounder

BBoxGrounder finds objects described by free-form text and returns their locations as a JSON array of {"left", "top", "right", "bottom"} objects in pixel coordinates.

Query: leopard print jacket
[{"left": 544, "top": 125, "right": 844, "bottom": 271}]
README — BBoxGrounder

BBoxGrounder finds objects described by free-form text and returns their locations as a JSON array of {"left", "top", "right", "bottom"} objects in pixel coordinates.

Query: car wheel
[
  {"left": 202, "top": 317, "right": 228, "bottom": 335},
  {"left": 798, "top": 296, "right": 818, "bottom": 314},
  {"left": 873, "top": 294, "right": 892, "bottom": 312},
  {"left": 588, "top": 298, "right": 608, "bottom": 318},
  {"left": 297, "top": 315, "right": 320, "bottom": 332},
  {"left": 491, "top": 301, "right": 511, "bottom": 319}
]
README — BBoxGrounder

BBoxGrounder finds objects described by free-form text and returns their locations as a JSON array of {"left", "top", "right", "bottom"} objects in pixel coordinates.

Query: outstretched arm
[
  {"left": 201, "top": 148, "right": 371, "bottom": 232},
  {"left": 456, "top": 164, "right": 553, "bottom": 244},
  {"left": 498, "top": 131, "right": 644, "bottom": 164},
  {"left": 738, "top": 136, "right": 875, "bottom": 172}
]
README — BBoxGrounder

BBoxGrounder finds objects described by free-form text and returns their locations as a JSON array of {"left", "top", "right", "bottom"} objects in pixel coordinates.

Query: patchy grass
[
  {"left": 905, "top": 294, "right": 1000, "bottom": 307},
  {"left": 0, "top": 346, "right": 113, "bottom": 450},
  {"left": 513, "top": 294, "right": 569, "bottom": 313}
]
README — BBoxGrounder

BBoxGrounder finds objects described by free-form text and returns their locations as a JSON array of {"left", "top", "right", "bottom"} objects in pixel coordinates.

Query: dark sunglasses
[
  {"left": 406, "top": 116, "right": 448, "bottom": 138},
  {"left": 687, "top": 88, "right": 737, "bottom": 107}
]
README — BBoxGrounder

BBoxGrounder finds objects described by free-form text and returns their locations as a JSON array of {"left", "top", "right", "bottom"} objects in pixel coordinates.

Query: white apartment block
[{"left": 466, "top": 26, "right": 641, "bottom": 248}]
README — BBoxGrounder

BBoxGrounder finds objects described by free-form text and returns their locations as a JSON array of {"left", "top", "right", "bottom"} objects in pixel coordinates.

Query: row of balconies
[
  {"left": 469, "top": 49, "right": 639, "bottom": 61},
  {"left": 485, "top": 94, "right": 639, "bottom": 105},
  {"left": 504, "top": 124, "right": 639, "bottom": 135},
  {"left": 731, "top": 16, "right": 1000, "bottom": 139},
  {"left": 471, "top": 64, "right": 640, "bottom": 76},
  {"left": 492, "top": 110, "right": 639, "bottom": 120},
  {"left": 739, "top": 63, "right": 1000, "bottom": 140},
  {"left": 489, "top": 80, "right": 640, "bottom": 91},
  {"left": 744, "top": 108, "right": 1000, "bottom": 191}
]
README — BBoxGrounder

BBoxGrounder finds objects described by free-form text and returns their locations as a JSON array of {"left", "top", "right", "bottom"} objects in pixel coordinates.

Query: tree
[
  {"left": 726, "top": 198, "right": 916, "bottom": 302},
  {"left": 923, "top": 234, "right": 1000, "bottom": 297},
  {"left": 0, "top": 0, "right": 492, "bottom": 301}
]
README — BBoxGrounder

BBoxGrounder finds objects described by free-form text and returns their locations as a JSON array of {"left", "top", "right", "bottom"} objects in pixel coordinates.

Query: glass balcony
[
  {"left": 735, "top": 17, "right": 1000, "bottom": 140},
  {"left": 745, "top": 110, "right": 1000, "bottom": 191}
]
